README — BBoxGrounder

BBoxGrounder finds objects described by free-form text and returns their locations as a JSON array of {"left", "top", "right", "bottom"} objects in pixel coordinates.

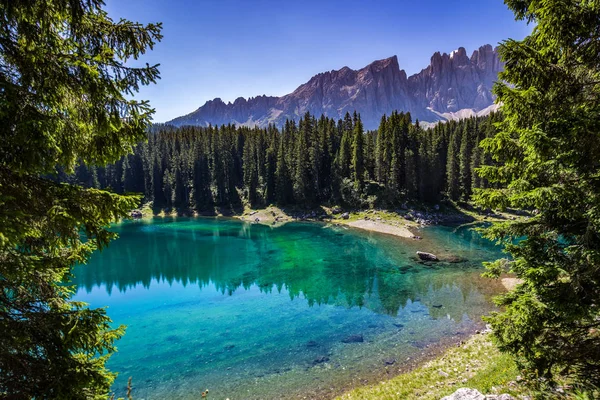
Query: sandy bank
[
  {"left": 501, "top": 277, "right": 524, "bottom": 291},
  {"left": 343, "top": 219, "right": 415, "bottom": 238}
]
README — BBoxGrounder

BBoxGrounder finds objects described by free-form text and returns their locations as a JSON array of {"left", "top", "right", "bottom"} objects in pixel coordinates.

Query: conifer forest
[{"left": 64, "top": 112, "right": 501, "bottom": 211}]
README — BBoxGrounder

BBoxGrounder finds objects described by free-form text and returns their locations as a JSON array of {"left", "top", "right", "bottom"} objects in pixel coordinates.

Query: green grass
[
  {"left": 140, "top": 202, "right": 154, "bottom": 218},
  {"left": 331, "top": 209, "right": 421, "bottom": 229},
  {"left": 336, "top": 333, "right": 530, "bottom": 400}
]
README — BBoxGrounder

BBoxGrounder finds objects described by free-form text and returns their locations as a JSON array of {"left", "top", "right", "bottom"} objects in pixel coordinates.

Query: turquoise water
[{"left": 73, "top": 218, "right": 506, "bottom": 399}]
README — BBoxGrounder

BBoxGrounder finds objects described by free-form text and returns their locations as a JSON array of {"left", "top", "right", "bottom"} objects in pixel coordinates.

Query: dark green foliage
[
  {"left": 445, "top": 123, "right": 461, "bottom": 200},
  {"left": 275, "top": 125, "right": 294, "bottom": 205},
  {"left": 0, "top": 0, "right": 161, "bottom": 398},
  {"left": 474, "top": 0, "right": 600, "bottom": 391},
  {"left": 336, "top": 113, "right": 353, "bottom": 183},
  {"left": 458, "top": 122, "right": 474, "bottom": 200},
  {"left": 294, "top": 115, "right": 314, "bottom": 204},
  {"left": 352, "top": 113, "right": 365, "bottom": 188}
]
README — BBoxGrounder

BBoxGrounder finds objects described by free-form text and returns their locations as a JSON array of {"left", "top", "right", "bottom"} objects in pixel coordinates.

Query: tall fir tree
[
  {"left": 446, "top": 129, "right": 461, "bottom": 201},
  {"left": 0, "top": 1, "right": 161, "bottom": 397},
  {"left": 475, "top": 0, "right": 600, "bottom": 390},
  {"left": 351, "top": 114, "right": 365, "bottom": 188}
]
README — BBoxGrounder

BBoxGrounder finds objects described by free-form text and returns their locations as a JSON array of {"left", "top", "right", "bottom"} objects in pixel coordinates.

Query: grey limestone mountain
[{"left": 167, "top": 44, "right": 502, "bottom": 129}]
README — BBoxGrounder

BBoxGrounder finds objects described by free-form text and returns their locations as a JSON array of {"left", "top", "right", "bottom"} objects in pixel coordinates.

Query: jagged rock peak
[
  {"left": 167, "top": 45, "right": 502, "bottom": 129},
  {"left": 368, "top": 55, "right": 399, "bottom": 71}
]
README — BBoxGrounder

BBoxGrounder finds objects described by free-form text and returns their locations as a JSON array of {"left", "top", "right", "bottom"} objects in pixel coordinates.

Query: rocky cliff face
[{"left": 168, "top": 45, "right": 502, "bottom": 129}]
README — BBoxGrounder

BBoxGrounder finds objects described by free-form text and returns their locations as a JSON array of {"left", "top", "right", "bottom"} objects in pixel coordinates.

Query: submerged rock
[
  {"left": 305, "top": 340, "right": 319, "bottom": 348},
  {"left": 410, "top": 340, "right": 428, "bottom": 349},
  {"left": 341, "top": 334, "right": 364, "bottom": 343},
  {"left": 383, "top": 358, "right": 396, "bottom": 365},
  {"left": 313, "top": 355, "right": 329, "bottom": 364},
  {"left": 446, "top": 255, "right": 468, "bottom": 263},
  {"left": 416, "top": 251, "right": 439, "bottom": 261}
]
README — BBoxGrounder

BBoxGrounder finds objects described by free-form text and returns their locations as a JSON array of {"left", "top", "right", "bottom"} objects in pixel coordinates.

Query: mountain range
[{"left": 167, "top": 44, "right": 503, "bottom": 129}]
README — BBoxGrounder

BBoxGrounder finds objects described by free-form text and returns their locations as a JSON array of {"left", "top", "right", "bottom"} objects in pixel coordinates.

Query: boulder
[
  {"left": 341, "top": 334, "right": 363, "bottom": 343},
  {"left": 130, "top": 210, "right": 142, "bottom": 219},
  {"left": 441, "top": 388, "right": 485, "bottom": 400},
  {"left": 416, "top": 251, "right": 439, "bottom": 261},
  {"left": 341, "top": 212, "right": 350, "bottom": 220}
]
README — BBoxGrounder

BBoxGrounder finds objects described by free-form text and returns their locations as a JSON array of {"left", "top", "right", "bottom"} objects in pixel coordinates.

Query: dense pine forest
[{"left": 63, "top": 111, "right": 501, "bottom": 211}]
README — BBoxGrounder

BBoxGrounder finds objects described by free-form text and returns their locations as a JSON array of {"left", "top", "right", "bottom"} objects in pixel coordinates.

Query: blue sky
[{"left": 105, "top": 0, "right": 532, "bottom": 122}]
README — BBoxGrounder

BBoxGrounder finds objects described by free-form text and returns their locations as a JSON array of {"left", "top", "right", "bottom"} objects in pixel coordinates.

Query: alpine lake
[{"left": 72, "top": 217, "right": 507, "bottom": 399}]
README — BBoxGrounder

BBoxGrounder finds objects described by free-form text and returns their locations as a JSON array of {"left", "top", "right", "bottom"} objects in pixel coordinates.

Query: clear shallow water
[{"left": 73, "top": 218, "right": 506, "bottom": 400}]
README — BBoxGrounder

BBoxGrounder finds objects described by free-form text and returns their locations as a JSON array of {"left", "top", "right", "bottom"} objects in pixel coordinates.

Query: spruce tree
[
  {"left": 458, "top": 122, "right": 473, "bottom": 200},
  {"left": 193, "top": 144, "right": 212, "bottom": 211},
  {"left": 0, "top": 1, "right": 161, "bottom": 397},
  {"left": 446, "top": 129, "right": 461, "bottom": 201},
  {"left": 337, "top": 122, "right": 352, "bottom": 181},
  {"left": 376, "top": 115, "right": 389, "bottom": 185},
  {"left": 470, "top": 130, "right": 483, "bottom": 190},
  {"left": 351, "top": 114, "right": 365, "bottom": 188},
  {"left": 475, "top": 0, "right": 600, "bottom": 390},
  {"left": 294, "top": 117, "right": 313, "bottom": 203}
]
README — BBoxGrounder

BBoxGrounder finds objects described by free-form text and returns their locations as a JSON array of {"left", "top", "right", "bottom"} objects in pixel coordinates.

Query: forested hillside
[{"left": 64, "top": 112, "right": 501, "bottom": 211}]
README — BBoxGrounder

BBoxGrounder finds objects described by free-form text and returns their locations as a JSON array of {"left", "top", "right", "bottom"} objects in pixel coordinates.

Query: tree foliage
[
  {"left": 0, "top": 0, "right": 161, "bottom": 397},
  {"left": 474, "top": 0, "right": 600, "bottom": 390}
]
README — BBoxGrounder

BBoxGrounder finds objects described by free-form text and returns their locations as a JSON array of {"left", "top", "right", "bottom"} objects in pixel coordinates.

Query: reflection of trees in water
[{"left": 73, "top": 220, "right": 503, "bottom": 319}]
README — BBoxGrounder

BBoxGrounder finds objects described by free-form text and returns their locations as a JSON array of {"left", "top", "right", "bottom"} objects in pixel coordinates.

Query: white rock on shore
[{"left": 441, "top": 388, "right": 515, "bottom": 400}]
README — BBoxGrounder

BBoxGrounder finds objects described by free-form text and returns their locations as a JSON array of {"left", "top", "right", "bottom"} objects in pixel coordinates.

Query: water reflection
[{"left": 74, "top": 218, "right": 503, "bottom": 319}]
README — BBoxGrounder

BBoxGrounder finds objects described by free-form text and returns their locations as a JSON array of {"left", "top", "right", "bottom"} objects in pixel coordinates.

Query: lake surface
[{"left": 73, "top": 218, "right": 506, "bottom": 399}]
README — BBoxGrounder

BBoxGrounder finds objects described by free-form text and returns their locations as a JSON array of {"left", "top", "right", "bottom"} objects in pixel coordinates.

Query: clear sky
[{"left": 105, "top": 0, "right": 532, "bottom": 123}]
